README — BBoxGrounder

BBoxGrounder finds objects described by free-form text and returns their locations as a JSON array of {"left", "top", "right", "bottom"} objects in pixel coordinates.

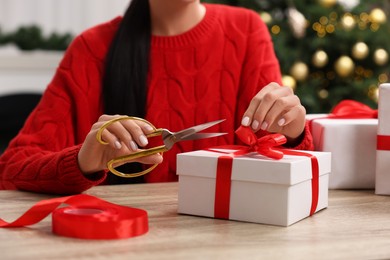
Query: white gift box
[
  {"left": 177, "top": 149, "right": 331, "bottom": 226},
  {"left": 307, "top": 115, "right": 377, "bottom": 189},
  {"left": 376, "top": 83, "right": 390, "bottom": 195}
]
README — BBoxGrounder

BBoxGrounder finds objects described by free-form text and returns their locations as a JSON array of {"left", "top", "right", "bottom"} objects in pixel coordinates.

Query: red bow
[
  {"left": 235, "top": 126, "right": 287, "bottom": 159},
  {"left": 329, "top": 100, "right": 378, "bottom": 119}
]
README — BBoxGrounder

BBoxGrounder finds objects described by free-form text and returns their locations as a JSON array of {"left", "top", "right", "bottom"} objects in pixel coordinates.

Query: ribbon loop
[
  {"left": 235, "top": 126, "right": 286, "bottom": 159},
  {"left": 329, "top": 100, "right": 378, "bottom": 119}
]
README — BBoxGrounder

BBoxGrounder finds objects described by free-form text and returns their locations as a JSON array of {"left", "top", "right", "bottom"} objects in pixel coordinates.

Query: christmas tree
[{"left": 203, "top": 0, "right": 390, "bottom": 113}]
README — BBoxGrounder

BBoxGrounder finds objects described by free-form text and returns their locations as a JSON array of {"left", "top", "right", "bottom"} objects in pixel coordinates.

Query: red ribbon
[
  {"left": 235, "top": 126, "right": 287, "bottom": 159},
  {"left": 377, "top": 135, "right": 390, "bottom": 151},
  {"left": 213, "top": 126, "right": 287, "bottom": 219},
  {"left": 308, "top": 100, "right": 378, "bottom": 131},
  {"left": 280, "top": 150, "right": 319, "bottom": 216},
  {"left": 0, "top": 194, "right": 148, "bottom": 240},
  {"left": 329, "top": 100, "right": 378, "bottom": 119},
  {"left": 214, "top": 126, "right": 320, "bottom": 219}
]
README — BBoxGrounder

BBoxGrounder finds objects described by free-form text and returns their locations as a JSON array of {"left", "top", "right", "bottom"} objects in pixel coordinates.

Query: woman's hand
[
  {"left": 241, "top": 82, "right": 306, "bottom": 144},
  {"left": 78, "top": 115, "right": 163, "bottom": 175}
]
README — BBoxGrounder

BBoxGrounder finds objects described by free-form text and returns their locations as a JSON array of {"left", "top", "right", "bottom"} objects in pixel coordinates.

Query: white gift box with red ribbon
[
  {"left": 307, "top": 116, "right": 377, "bottom": 189},
  {"left": 177, "top": 148, "right": 331, "bottom": 227},
  {"left": 375, "top": 83, "right": 390, "bottom": 195},
  {"left": 306, "top": 100, "right": 378, "bottom": 189}
]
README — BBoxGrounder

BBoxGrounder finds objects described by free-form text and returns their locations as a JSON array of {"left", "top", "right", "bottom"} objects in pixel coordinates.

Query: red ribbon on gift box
[
  {"left": 329, "top": 100, "right": 378, "bottom": 119},
  {"left": 308, "top": 100, "right": 378, "bottom": 131},
  {"left": 377, "top": 135, "right": 390, "bottom": 151},
  {"left": 0, "top": 194, "right": 148, "bottom": 239},
  {"left": 212, "top": 126, "right": 320, "bottom": 219}
]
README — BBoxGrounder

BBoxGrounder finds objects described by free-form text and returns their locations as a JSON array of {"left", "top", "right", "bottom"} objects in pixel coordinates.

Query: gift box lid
[
  {"left": 307, "top": 114, "right": 378, "bottom": 125},
  {"left": 309, "top": 117, "right": 378, "bottom": 126},
  {"left": 177, "top": 149, "right": 331, "bottom": 186}
]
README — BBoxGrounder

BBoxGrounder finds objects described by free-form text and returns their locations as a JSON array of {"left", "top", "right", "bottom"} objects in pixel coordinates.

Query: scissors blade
[
  {"left": 179, "top": 132, "right": 227, "bottom": 141},
  {"left": 173, "top": 119, "right": 226, "bottom": 141}
]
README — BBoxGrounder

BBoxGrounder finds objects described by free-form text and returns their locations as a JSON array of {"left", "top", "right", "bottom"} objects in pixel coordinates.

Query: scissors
[{"left": 96, "top": 116, "right": 226, "bottom": 178}]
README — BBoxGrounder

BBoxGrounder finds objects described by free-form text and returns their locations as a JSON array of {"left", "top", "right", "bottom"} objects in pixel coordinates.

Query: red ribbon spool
[{"left": 0, "top": 194, "right": 148, "bottom": 240}]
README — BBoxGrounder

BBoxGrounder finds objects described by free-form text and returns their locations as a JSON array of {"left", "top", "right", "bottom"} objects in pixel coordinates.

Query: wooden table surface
[{"left": 1, "top": 183, "right": 390, "bottom": 260}]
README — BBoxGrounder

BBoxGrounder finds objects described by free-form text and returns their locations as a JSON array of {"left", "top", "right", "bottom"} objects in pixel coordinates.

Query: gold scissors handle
[{"left": 96, "top": 116, "right": 166, "bottom": 178}]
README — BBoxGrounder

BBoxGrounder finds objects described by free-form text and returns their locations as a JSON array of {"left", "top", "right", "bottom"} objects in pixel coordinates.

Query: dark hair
[
  {"left": 103, "top": 0, "right": 151, "bottom": 117},
  {"left": 102, "top": 0, "right": 151, "bottom": 184}
]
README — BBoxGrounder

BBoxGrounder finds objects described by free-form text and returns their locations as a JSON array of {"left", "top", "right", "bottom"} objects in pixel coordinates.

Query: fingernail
[
  {"left": 114, "top": 140, "right": 122, "bottom": 149},
  {"left": 251, "top": 120, "right": 259, "bottom": 130},
  {"left": 241, "top": 116, "right": 250, "bottom": 126},
  {"left": 278, "top": 118, "right": 286, "bottom": 126},
  {"left": 139, "top": 135, "right": 148, "bottom": 146},
  {"left": 145, "top": 125, "right": 154, "bottom": 132},
  {"left": 260, "top": 122, "right": 268, "bottom": 130},
  {"left": 129, "top": 140, "right": 138, "bottom": 151}
]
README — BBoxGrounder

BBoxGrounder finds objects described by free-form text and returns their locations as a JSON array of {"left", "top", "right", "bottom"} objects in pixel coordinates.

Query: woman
[{"left": 0, "top": 0, "right": 312, "bottom": 194}]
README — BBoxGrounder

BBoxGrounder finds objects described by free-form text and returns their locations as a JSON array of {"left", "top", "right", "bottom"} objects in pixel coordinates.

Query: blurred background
[
  {"left": 205, "top": 0, "right": 390, "bottom": 113},
  {"left": 0, "top": 0, "right": 129, "bottom": 151},
  {"left": 0, "top": 0, "right": 390, "bottom": 149},
  {"left": 0, "top": 0, "right": 128, "bottom": 38}
]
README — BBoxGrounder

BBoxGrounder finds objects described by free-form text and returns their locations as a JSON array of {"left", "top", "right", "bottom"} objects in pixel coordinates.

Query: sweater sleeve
[
  {"left": 0, "top": 35, "right": 107, "bottom": 194},
  {"left": 236, "top": 10, "right": 313, "bottom": 151}
]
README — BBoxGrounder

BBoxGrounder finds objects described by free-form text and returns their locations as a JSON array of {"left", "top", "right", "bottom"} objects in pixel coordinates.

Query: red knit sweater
[{"left": 0, "top": 4, "right": 313, "bottom": 194}]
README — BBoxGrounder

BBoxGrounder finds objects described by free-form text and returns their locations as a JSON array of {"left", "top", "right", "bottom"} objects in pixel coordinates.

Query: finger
[
  {"left": 261, "top": 94, "right": 300, "bottom": 131},
  {"left": 102, "top": 119, "right": 137, "bottom": 150},
  {"left": 121, "top": 119, "right": 151, "bottom": 148},
  {"left": 276, "top": 105, "right": 306, "bottom": 140},
  {"left": 241, "top": 82, "right": 281, "bottom": 127},
  {"left": 252, "top": 86, "right": 293, "bottom": 131},
  {"left": 278, "top": 104, "right": 306, "bottom": 127},
  {"left": 137, "top": 153, "right": 164, "bottom": 165},
  {"left": 110, "top": 153, "right": 164, "bottom": 169},
  {"left": 99, "top": 128, "right": 124, "bottom": 150},
  {"left": 97, "top": 114, "right": 122, "bottom": 123}
]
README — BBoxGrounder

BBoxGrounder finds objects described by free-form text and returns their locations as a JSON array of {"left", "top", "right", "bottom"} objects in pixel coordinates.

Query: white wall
[
  {"left": 0, "top": 0, "right": 131, "bottom": 96},
  {"left": 0, "top": 0, "right": 130, "bottom": 35}
]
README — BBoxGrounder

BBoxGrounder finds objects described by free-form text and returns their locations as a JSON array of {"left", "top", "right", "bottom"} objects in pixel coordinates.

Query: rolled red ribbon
[{"left": 0, "top": 194, "right": 148, "bottom": 240}]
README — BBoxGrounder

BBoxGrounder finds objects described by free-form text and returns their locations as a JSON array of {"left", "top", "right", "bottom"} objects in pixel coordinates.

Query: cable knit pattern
[{"left": 0, "top": 4, "right": 313, "bottom": 194}]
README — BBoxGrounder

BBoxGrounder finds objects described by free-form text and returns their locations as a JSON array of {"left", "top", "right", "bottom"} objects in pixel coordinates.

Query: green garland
[{"left": 0, "top": 25, "right": 73, "bottom": 51}]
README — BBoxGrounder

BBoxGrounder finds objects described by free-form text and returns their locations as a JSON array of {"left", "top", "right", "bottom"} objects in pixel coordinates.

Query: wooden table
[{"left": 1, "top": 183, "right": 390, "bottom": 259}]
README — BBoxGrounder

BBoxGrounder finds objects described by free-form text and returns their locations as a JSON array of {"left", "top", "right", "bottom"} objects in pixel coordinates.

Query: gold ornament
[
  {"left": 374, "top": 48, "right": 389, "bottom": 66},
  {"left": 282, "top": 75, "right": 297, "bottom": 90},
  {"left": 260, "top": 12, "right": 272, "bottom": 24},
  {"left": 370, "top": 8, "right": 387, "bottom": 24},
  {"left": 352, "top": 42, "right": 369, "bottom": 60},
  {"left": 368, "top": 85, "right": 379, "bottom": 102},
  {"left": 341, "top": 14, "right": 356, "bottom": 30},
  {"left": 318, "top": 0, "right": 337, "bottom": 8},
  {"left": 334, "top": 56, "right": 355, "bottom": 77},
  {"left": 290, "top": 62, "right": 309, "bottom": 81},
  {"left": 318, "top": 89, "right": 329, "bottom": 99},
  {"left": 312, "top": 50, "right": 329, "bottom": 68}
]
